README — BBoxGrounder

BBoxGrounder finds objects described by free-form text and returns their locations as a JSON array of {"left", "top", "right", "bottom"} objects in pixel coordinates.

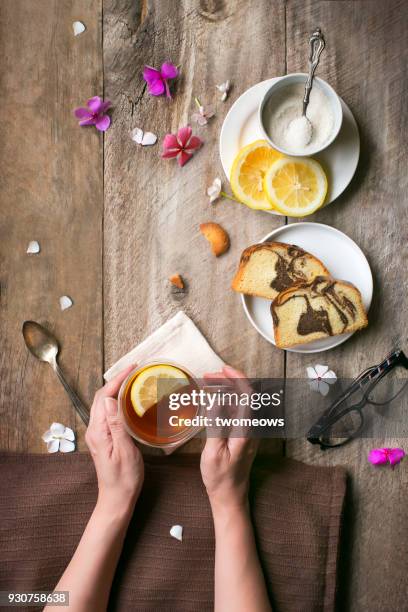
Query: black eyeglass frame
[{"left": 307, "top": 349, "right": 408, "bottom": 450}]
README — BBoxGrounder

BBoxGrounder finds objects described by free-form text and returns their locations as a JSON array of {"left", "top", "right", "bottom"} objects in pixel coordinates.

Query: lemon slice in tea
[{"left": 130, "top": 365, "right": 190, "bottom": 418}]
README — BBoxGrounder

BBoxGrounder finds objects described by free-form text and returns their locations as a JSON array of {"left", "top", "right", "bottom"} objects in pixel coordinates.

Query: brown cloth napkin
[{"left": 0, "top": 453, "right": 346, "bottom": 612}]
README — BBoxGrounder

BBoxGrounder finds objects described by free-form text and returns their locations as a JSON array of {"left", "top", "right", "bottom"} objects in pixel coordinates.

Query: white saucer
[
  {"left": 220, "top": 78, "right": 360, "bottom": 215},
  {"left": 241, "top": 223, "right": 373, "bottom": 353}
]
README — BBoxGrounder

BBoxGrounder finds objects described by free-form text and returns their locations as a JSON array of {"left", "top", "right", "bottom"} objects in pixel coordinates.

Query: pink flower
[
  {"left": 143, "top": 62, "right": 178, "bottom": 98},
  {"left": 74, "top": 96, "right": 111, "bottom": 131},
  {"left": 368, "top": 447, "right": 405, "bottom": 467},
  {"left": 162, "top": 126, "right": 202, "bottom": 167}
]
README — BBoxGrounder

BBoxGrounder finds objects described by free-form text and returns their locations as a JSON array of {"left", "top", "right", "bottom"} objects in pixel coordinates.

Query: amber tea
[{"left": 119, "top": 363, "right": 199, "bottom": 447}]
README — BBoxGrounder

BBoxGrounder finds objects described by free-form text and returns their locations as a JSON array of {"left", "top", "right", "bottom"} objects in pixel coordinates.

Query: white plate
[
  {"left": 242, "top": 223, "right": 373, "bottom": 353},
  {"left": 220, "top": 78, "right": 360, "bottom": 215}
]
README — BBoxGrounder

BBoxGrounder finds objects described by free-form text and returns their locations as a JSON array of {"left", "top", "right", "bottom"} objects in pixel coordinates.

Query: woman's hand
[
  {"left": 85, "top": 365, "right": 144, "bottom": 518},
  {"left": 200, "top": 366, "right": 258, "bottom": 512}
]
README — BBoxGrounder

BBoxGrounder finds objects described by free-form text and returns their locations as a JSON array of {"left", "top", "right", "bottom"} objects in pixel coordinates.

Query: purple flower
[
  {"left": 143, "top": 62, "right": 178, "bottom": 98},
  {"left": 368, "top": 447, "right": 405, "bottom": 467},
  {"left": 74, "top": 96, "right": 111, "bottom": 132}
]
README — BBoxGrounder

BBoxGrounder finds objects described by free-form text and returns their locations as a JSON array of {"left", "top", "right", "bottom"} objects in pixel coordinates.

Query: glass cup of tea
[{"left": 118, "top": 361, "right": 201, "bottom": 451}]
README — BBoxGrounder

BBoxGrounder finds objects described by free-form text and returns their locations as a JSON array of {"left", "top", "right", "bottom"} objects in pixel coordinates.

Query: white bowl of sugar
[{"left": 259, "top": 73, "right": 343, "bottom": 157}]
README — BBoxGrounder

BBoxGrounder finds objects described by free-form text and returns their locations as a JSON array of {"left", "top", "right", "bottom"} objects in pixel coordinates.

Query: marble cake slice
[
  {"left": 231, "top": 242, "right": 330, "bottom": 301},
  {"left": 271, "top": 276, "right": 368, "bottom": 348}
]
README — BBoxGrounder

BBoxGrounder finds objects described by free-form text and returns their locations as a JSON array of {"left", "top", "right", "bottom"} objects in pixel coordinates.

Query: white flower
[
  {"left": 307, "top": 364, "right": 337, "bottom": 396},
  {"left": 216, "top": 80, "right": 230, "bottom": 101},
  {"left": 192, "top": 103, "right": 215, "bottom": 126},
  {"left": 170, "top": 524, "right": 183, "bottom": 541},
  {"left": 42, "top": 422, "right": 75, "bottom": 453},
  {"left": 130, "top": 127, "right": 157, "bottom": 146},
  {"left": 60, "top": 295, "right": 73, "bottom": 311},
  {"left": 207, "top": 177, "right": 222, "bottom": 203},
  {"left": 27, "top": 240, "right": 40, "bottom": 254}
]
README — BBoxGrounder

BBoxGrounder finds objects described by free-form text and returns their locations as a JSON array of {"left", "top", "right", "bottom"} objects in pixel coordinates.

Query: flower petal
[
  {"left": 42, "top": 429, "right": 53, "bottom": 443},
  {"left": 315, "top": 364, "right": 329, "bottom": 378},
  {"left": 143, "top": 66, "right": 161, "bottom": 83},
  {"left": 178, "top": 150, "right": 192, "bottom": 166},
  {"left": 148, "top": 78, "right": 166, "bottom": 96},
  {"left": 63, "top": 427, "right": 75, "bottom": 442},
  {"left": 79, "top": 117, "right": 97, "bottom": 126},
  {"left": 162, "top": 133, "right": 179, "bottom": 151},
  {"left": 185, "top": 135, "right": 202, "bottom": 151},
  {"left": 50, "top": 422, "right": 65, "bottom": 436},
  {"left": 162, "top": 149, "right": 180, "bottom": 159},
  {"left": 47, "top": 439, "right": 60, "bottom": 453},
  {"left": 59, "top": 439, "right": 75, "bottom": 453},
  {"left": 95, "top": 115, "right": 111, "bottom": 132},
  {"left": 368, "top": 449, "right": 388, "bottom": 465},
  {"left": 322, "top": 370, "right": 337, "bottom": 383},
  {"left": 306, "top": 366, "right": 318, "bottom": 380},
  {"left": 60, "top": 295, "right": 73, "bottom": 311},
  {"left": 73, "top": 21, "right": 86, "bottom": 36},
  {"left": 308, "top": 379, "right": 320, "bottom": 393},
  {"left": 177, "top": 125, "right": 192, "bottom": 148},
  {"left": 388, "top": 448, "right": 405, "bottom": 466},
  {"left": 27, "top": 240, "right": 40, "bottom": 254},
  {"left": 160, "top": 62, "right": 178, "bottom": 80},
  {"left": 141, "top": 132, "right": 157, "bottom": 146},
  {"left": 74, "top": 107, "right": 92, "bottom": 119},
  {"left": 87, "top": 96, "right": 103, "bottom": 113},
  {"left": 131, "top": 127, "right": 144, "bottom": 144},
  {"left": 99, "top": 100, "right": 111, "bottom": 113},
  {"left": 169, "top": 524, "right": 183, "bottom": 541},
  {"left": 318, "top": 380, "right": 330, "bottom": 396}
]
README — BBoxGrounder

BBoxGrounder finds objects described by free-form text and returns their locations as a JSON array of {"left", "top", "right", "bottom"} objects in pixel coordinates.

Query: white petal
[
  {"left": 47, "top": 439, "right": 60, "bottom": 453},
  {"left": 322, "top": 370, "right": 337, "bottom": 383},
  {"left": 216, "top": 80, "right": 230, "bottom": 93},
  {"left": 141, "top": 132, "right": 157, "bottom": 146},
  {"left": 314, "top": 364, "right": 329, "bottom": 378},
  {"left": 308, "top": 379, "right": 320, "bottom": 393},
  {"left": 306, "top": 366, "right": 318, "bottom": 380},
  {"left": 197, "top": 115, "right": 208, "bottom": 126},
  {"left": 170, "top": 524, "right": 183, "bottom": 541},
  {"left": 50, "top": 422, "right": 65, "bottom": 436},
  {"left": 318, "top": 380, "right": 330, "bottom": 396},
  {"left": 63, "top": 427, "right": 75, "bottom": 441},
  {"left": 59, "top": 439, "right": 75, "bottom": 453},
  {"left": 213, "top": 177, "right": 222, "bottom": 191},
  {"left": 27, "top": 240, "right": 40, "bottom": 254},
  {"left": 60, "top": 295, "right": 73, "bottom": 311},
  {"left": 42, "top": 429, "right": 53, "bottom": 443},
  {"left": 221, "top": 91, "right": 228, "bottom": 102},
  {"left": 73, "top": 21, "right": 86, "bottom": 36},
  {"left": 130, "top": 127, "right": 144, "bottom": 144}
]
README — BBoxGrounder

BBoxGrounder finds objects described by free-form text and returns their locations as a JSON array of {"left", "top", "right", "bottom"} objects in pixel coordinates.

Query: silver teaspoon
[
  {"left": 22, "top": 320, "right": 90, "bottom": 425},
  {"left": 302, "top": 27, "right": 326, "bottom": 117}
]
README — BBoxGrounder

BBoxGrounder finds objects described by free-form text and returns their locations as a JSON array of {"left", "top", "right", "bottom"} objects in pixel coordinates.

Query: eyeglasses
[{"left": 307, "top": 349, "right": 408, "bottom": 450}]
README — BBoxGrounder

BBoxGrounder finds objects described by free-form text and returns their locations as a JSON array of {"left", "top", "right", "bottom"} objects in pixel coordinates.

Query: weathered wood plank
[
  {"left": 102, "top": 0, "right": 287, "bottom": 452},
  {"left": 0, "top": 0, "right": 103, "bottom": 452},
  {"left": 284, "top": 1, "right": 408, "bottom": 609}
]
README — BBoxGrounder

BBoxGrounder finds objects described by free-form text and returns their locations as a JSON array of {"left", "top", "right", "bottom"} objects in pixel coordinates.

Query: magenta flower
[
  {"left": 368, "top": 447, "right": 405, "bottom": 467},
  {"left": 74, "top": 96, "right": 111, "bottom": 132},
  {"left": 143, "top": 62, "right": 178, "bottom": 98},
  {"left": 162, "top": 125, "right": 202, "bottom": 167}
]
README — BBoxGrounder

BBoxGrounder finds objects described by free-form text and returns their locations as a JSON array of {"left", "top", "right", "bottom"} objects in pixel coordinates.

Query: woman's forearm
[
  {"left": 45, "top": 499, "right": 134, "bottom": 612},
  {"left": 211, "top": 502, "right": 272, "bottom": 612}
]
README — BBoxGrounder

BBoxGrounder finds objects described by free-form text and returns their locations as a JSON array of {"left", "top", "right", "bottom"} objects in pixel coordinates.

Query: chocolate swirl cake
[
  {"left": 231, "top": 242, "right": 330, "bottom": 300},
  {"left": 271, "top": 277, "right": 368, "bottom": 348}
]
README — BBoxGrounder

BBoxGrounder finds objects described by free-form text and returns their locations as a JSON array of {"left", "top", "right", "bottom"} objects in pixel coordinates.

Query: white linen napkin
[{"left": 104, "top": 311, "right": 224, "bottom": 381}]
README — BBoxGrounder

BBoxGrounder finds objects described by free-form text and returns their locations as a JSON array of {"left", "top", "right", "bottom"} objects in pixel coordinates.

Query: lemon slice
[
  {"left": 263, "top": 157, "right": 327, "bottom": 217},
  {"left": 130, "top": 365, "right": 190, "bottom": 418},
  {"left": 230, "top": 140, "right": 283, "bottom": 210}
]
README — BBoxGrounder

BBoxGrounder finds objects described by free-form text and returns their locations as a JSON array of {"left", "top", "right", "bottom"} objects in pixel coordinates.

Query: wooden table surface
[{"left": 1, "top": 1, "right": 407, "bottom": 609}]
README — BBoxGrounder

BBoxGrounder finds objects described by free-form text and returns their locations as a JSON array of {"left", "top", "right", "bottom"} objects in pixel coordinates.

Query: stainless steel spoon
[
  {"left": 302, "top": 27, "right": 326, "bottom": 117},
  {"left": 22, "top": 320, "right": 90, "bottom": 425}
]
